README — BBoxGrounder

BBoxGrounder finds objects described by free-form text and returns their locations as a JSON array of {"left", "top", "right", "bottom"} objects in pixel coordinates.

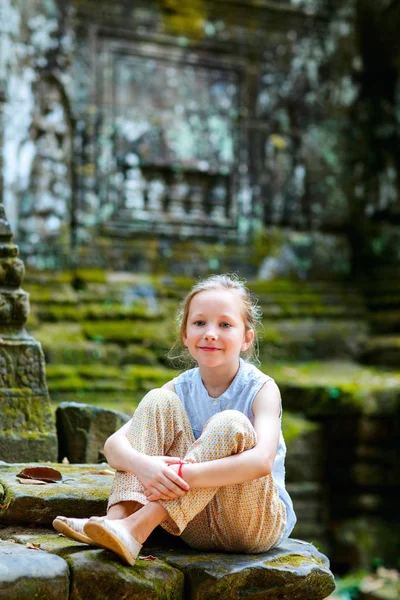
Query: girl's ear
[
  {"left": 183, "top": 330, "right": 188, "bottom": 347},
  {"left": 241, "top": 328, "right": 255, "bottom": 352}
]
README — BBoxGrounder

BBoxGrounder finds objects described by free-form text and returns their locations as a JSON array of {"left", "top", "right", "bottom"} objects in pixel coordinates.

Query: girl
[{"left": 53, "top": 274, "right": 296, "bottom": 565}]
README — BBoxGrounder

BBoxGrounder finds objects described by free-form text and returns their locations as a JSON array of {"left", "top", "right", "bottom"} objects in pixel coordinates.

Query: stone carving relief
[
  {"left": 17, "top": 78, "right": 71, "bottom": 256},
  {"left": 90, "top": 44, "right": 240, "bottom": 237},
  {"left": 16, "top": 346, "right": 45, "bottom": 390},
  {"left": 0, "top": 349, "right": 14, "bottom": 388}
]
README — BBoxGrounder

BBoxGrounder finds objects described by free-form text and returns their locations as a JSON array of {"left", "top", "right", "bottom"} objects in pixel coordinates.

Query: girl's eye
[
  {"left": 220, "top": 322, "right": 232, "bottom": 328},
  {"left": 194, "top": 320, "right": 205, "bottom": 326}
]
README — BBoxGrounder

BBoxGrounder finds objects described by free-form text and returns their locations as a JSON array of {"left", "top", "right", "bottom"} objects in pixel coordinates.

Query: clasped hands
[{"left": 136, "top": 455, "right": 190, "bottom": 502}]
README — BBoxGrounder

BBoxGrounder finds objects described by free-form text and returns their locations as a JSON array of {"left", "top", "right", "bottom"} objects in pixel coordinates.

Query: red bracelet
[{"left": 178, "top": 459, "right": 184, "bottom": 479}]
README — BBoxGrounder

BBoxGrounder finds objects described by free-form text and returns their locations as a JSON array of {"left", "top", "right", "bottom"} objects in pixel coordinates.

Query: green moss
[
  {"left": 82, "top": 320, "right": 174, "bottom": 348},
  {"left": 33, "top": 323, "right": 85, "bottom": 345},
  {"left": 36, "top": 303, "right": 163, "bottom": 322},
  {"left": 74, "top": 269, "right": 107, "bottom": 283},
  {"left": 1, "top": 393, "right": 54, "bottom": 433},
  {"left": 122, "top": 345, "right": 159, "bottom": 366},
  {"left": 265, "top": 552, "right": 325, "bottom": 568}
]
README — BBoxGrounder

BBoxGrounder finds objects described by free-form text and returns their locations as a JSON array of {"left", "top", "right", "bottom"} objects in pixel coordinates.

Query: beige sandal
[
  {"left": 84, "top": 519, "right": 142, "bottom": 566},
  {"left": 52, "top": 516, "right": 104, "bottom": 545}
]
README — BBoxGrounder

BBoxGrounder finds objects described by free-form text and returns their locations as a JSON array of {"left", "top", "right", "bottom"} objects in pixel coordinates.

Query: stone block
[
  {"left": 0, "top": 463, "right": 112, "bottom": 525},
  {"left": 0, "top": 339, "right": 57, "bottom": 462},
  {"left": 65, "top": 547, "right": 184, "bottom": 600},
  {"left": 8, "top": 531, "right": 184, "bottom": 600},
  {"left": 0, "top": 529, "right": 335, "bottom": 600},
  {"left": 0, "top": 540, "right": 69, "bottom": 600},
  {"left": 56, "top": 402, "right": 130, "bottom": 463},
  {"left": 157, "top": 538, "right": 335, "bottom": 600}
]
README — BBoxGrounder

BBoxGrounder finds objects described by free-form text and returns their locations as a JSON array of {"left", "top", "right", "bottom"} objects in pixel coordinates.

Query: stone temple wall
[
  {"left": 0, "top": 0, "right": 361, "bottom": 273},
  {"left": 2, "top": 0, "right": 400, "bottom": 275}
]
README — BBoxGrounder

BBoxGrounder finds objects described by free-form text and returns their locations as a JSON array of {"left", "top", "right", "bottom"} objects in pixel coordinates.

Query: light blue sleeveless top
[{"left": 173, "top": 358, "right": 296, "bottom": 540}]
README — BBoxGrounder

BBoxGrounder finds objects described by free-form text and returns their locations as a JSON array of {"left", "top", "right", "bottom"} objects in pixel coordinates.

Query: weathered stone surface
[
  {"left": 0, "top": 540, "right": 69, "bottom": 600},
  {"left": 0, "top": 205, "right": 57, "bottom": 463},
  {"left": 0, "top": 528, "right": 334, "bottom": 600},
  {"left": 0, "top": 258, "right": 24, "bottom": 287},
  {"left": 156, "top": 538, "right": 336, "bottom": 600},
  {"left": 56, "top": 401, "right": 130, "bottom": 463},
  {"left": 0, "top": 463, "right": 111, "bottom": 525},
  {"left": 2, "top": 530, "right": 184, "bottom": 600},
  {"left": 66, "top": 547, "right": 184, "bottom": 600}
]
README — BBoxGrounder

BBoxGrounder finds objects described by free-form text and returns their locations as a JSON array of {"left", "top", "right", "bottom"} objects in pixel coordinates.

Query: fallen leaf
[
  {"left": 139, "top": 554, "right": 157, "bottom": 561},
  {"left": 5, "top": 539, "right": 15, "bottom": 543},
  {"left": 26, "top": 542, "right": 41, "bottom": 550},
  {"left": 17, "top": 466, "right": 62, "bottom": 483},
  {"left": 86, "top": 470, "right": 115, "bottom": 476}
]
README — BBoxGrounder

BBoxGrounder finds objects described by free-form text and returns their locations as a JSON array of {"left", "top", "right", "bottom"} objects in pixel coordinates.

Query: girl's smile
[{"left": 198, "top": 346, "right": 222, "bottom": 352}]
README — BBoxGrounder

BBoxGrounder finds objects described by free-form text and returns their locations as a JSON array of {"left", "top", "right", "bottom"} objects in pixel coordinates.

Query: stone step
[
  {"left": 0, "top": 531, "right": 335, "bottom": 600},
  {"left": 0, "top": 464, "right": 111, "bottom": 526},
  {"left": 0, "top": 540, "right": 69, "bottom": 600},
  {"left": 259, "top": 319, "right": 368, "bottom": 361},
  {"left": 0, "top": 464, "right": 325, "bottom": 533},
  {"left": 42, "top": 360, "right": 400, "bottom": 417}
]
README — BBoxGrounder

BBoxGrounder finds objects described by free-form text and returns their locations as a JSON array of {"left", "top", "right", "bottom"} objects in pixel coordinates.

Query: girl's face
[{"left": 183, "top": 289, "right": 254, "bottom": 369}]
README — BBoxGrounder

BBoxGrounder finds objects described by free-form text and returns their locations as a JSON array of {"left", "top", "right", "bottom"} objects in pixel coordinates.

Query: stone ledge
[
  {"left": 0, "top": 463, "right": 111, "bottom": 525},
  {"left": 0, "top": 530, "right": 335, "bottom": 600},
  {"left": 0, "top": 540, "right": 69, "bottom": 600}
]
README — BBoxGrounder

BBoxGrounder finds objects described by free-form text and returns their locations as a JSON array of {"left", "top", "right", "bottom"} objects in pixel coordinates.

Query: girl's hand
[{"left": 137, "top": 456, "right": 189, "bottom": 502}]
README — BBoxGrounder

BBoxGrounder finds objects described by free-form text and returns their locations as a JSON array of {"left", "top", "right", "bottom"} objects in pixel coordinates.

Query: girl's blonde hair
[{"left": 168, "top": 274, "right": 262, "bottom": 367}]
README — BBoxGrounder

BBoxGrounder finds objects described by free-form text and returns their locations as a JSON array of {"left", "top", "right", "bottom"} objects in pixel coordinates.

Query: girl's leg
[
  {"left": 96, "top": 408, "right": 257, "bottom": 546},
  {"left": 54, "top": 389, "right": 193, "bottom": 545},
  {"left": 181, "top": 471, "right": 286, "bottom": 553},
  {"left": 161, "top": 410, "right": 286, "bottom": 553},
  {"left": 106, "top": 388, "right": 195, "bottom": 520},
  {"left": 157, "top": 409, "right": 259, "bottom": 536}
]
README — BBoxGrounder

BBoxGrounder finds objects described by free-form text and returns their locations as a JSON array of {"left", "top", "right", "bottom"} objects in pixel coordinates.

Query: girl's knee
[
  {"left": 204, "top": 410, "right": 255, "bottom": 440},
  {"left": 208, "top": 409, "right": 251, "bottom": 428},
  {"left": 139, "top": 388, "right": 181, "bottom": 410}
]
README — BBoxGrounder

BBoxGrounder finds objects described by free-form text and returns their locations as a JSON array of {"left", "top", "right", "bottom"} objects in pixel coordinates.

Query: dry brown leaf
[
  {"left": 17, "top": 466, "right": 62, "bottom": 483},
  {"left": 86, "top": 469, "right": 115, "bottom": 476},
  {"left": 5, "top": 539, "right": 15, "bottom": 543},
  {"left": 26, "top": 542, "right": 41, "bottom": 550}
]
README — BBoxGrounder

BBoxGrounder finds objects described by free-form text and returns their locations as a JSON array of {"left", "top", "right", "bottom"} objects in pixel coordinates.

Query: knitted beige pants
[{"left": 108, "top": 389, "right": 287, "bottom": 552}]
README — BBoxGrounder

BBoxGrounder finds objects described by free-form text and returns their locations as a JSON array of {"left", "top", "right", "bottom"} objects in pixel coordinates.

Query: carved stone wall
[{"left": 3, "top": 0, "right": 400, "bottom": 273}]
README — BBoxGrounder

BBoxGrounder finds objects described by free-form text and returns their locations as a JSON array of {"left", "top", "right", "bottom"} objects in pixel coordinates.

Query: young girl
[{"left": 53, "top": 274, "right": 296, "bottom": 565}]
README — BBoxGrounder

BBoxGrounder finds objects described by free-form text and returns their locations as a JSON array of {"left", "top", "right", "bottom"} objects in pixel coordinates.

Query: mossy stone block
[
  {"left": 65, "top": 548, "right": 184, "bottom": 600},
  {"left": 156, "top": 538, "right": 335, "bottom": 600},
  {"left": 0, "top": 463, "right": 112, "bottom": 525},
  {"left": 0, "top": 540, "right": 69, "bottom": 600},
  {"left": 1, "top": 529, "right": 184, "bottom": 600},
  {"left": 56, "top": 402, "right": 129, "bottom": 463}
]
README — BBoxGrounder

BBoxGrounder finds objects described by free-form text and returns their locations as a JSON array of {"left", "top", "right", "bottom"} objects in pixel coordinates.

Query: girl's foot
[
  {"left": 52, "top": 516, "right": 105, "bottom": 545},
  {"left": 84, "top": 518, "right": 142, "bottom": 566}
]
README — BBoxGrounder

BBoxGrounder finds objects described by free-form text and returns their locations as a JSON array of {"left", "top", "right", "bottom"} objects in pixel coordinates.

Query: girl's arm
[
  {"left": 164, "top": 380, "right": 281, "bottom": 491},
  {"left": 103, "top": 408, "right": 189, "bottom": 499}
]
